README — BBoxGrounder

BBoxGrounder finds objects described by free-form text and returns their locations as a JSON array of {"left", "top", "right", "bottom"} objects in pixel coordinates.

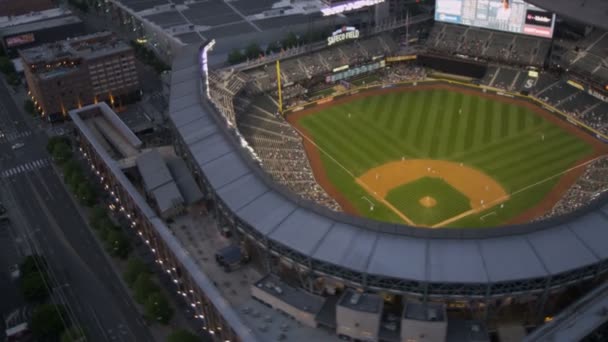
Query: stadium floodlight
[
  {"left": 200, "top": 39, "right": 216, "bottom": 99},
  {"left": 321, "top": 0, "right": 385, "bottom": 16}
]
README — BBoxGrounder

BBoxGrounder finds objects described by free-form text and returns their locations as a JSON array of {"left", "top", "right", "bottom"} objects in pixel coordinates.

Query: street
[{"left": 0, "top": 78, "right": 154, "bottom": 341}]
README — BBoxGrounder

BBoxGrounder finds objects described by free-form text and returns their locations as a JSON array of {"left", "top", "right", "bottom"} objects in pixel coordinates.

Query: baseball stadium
[{"left": 143, "top": 0, "right": 608, "bottom": 341}]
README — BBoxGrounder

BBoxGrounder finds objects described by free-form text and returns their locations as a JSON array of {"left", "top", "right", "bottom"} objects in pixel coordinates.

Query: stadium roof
[
  {"left": 526, "top": 0, "right": 608, "bottom": 31},
  {"left": 169, "top": 45, "right": 608, "bottom": 294}
]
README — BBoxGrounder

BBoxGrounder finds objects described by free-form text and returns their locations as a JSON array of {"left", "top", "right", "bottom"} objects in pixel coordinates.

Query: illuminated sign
[
  {"left": 328, "top": 26, "right": 360, "bottom": 46},
  {"left": 326, "top": 60, "right": 385, "bottom": 83},
  {"left": 321, "top": 0, "right": 385, "bottom": 16},
  {"left": 6, "top": 33, "right": 35, "bottom": 47},
  {"left": 386, "top": 55, "right": 417, "bottom": 62},
  {"left": 200, "top": 39, "right": 216, "bottom": 99},
  {"left": 527, "top": 70, "right": 538, "bottom": 78},
  {"left": 567, "top": 80, "right": 584, "bottom": 91},
  {"left": 333, "top": 65, "right": 349, "bottom": 72},
  {"left": 435, "top": 0, "right": 556, "bottom": 38},
  {"left": 588, "top": 88, "right": 607, "bottom": 102}
]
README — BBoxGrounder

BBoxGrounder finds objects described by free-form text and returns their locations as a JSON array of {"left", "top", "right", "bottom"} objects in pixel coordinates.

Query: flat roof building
[
  {"left": 336, "top": 289, "right": 384, "bottom": 341},
  {"left": 0, "top": 9, "right": 85, "bottom": 54},
  {"left": 401, "top": 302, "right": 447, "bottom": 342},
  {"left": 20, "top": 32, "right": 139, "bottom": 121}
]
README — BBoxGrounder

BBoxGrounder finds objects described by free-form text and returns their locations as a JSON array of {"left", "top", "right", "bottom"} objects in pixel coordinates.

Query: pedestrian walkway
[
  {"left": 0, "top": 130, "right": 32, "bottom": 142},
  {"left": 0, "top": 158, "right": 50, "bottom": 178}
]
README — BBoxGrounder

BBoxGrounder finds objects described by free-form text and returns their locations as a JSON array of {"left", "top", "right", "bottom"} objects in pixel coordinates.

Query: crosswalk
[
  {"left": 0, "top": 158, "right": 50, "bottom": 178},
  {"left": 0, "top": 130, "right": 32, "bottom": 142}
]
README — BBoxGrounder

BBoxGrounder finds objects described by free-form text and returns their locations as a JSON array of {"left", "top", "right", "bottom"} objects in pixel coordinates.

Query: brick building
[{"left": 20, "top": 31, "right": 140, "bottom": 121}]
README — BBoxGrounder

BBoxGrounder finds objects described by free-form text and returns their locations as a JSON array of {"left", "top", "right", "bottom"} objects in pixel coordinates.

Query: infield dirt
[{"left": 287, "top": 83, "right": 608, "bottom": 226}]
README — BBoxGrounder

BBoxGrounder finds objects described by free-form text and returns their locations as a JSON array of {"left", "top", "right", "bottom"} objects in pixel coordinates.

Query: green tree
[
  {"left": 20, "top": 255, "right": 46, "bottom": 276},
  {"left": 133, "top": 273, "right": 160, "bottom": 304},
  {"left": 20, "top": 271, "right": 50, "bottom": 302},
  {"left": 60, "top": 326, "right": 85, "bottom": 342},
  {"left": 124, "top": 257, "right": 149, "bottom": 287},
  {"left": 31, "top": 304, "right": 68, "bottom": 340},
  {"left": 144, "top": 292, "right": 173, "bottom": 324},
  {"left": 89, "top": 205, "right": 108, "bottom": 229},
  {"left": 244, "top": 43, "right": 262, "bottom": 60},
  {"left": 76, "top": 181, "right": 96, "bottom": 206},
  {"left": 265, "top": 41, "right": 281, "bottom": 55},
  {"left": 6, "top": 73, "right": 20, "bottom": 86},
  {"left": 47, "top": 136, "right": 69, "bottom": 154},
  {"left": 167, "top": 329, "right": 200, "bottom": 342},
  {"left": 281, "top": 32, "right": 299, "bottom": 49},
  {"left": 105, "top": 229, "right": 130, "bottom": 259},
  {"left": 62, "top": 160, "right": 82, "bottom": 182},
  {"left": 0, "top": 56, "right": 15, "bottom": 74},
  {"left": 52, "top": 142, "right": 73, "bottom": 164},
  {"left": 227, "top": 49, "right": 245, "bottom": 65},
  {"left": 97, "top": 217, "right": 118, "bottom": 241},
  {"left": 24, "top": 99, "right": 36, "bottom": 115}
]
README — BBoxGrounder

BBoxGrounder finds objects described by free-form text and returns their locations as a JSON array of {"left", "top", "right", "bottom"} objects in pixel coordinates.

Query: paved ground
[{"left": 0, "top": 78, "right": 153, "bottom": 341}]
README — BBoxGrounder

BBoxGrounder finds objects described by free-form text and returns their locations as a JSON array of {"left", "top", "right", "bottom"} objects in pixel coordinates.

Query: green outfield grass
[{"left": 296, "top": 87, "right": 595, "bottom": 227}]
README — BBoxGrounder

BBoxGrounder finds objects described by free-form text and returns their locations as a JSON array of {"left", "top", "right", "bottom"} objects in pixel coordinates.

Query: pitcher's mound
[{"left": 419, "top": 196, "right": 437, "bottom": 208}]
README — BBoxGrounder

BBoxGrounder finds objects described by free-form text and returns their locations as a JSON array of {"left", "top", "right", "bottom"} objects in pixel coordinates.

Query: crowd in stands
[
  {"left": 427, "top": 23, "right": 551, "bottom": 67},
  {"left": 382, "top": 64, "right": 427, "bottom": 84},
  {"left": 535, "top": 156, "right": 608, "bottom": 221},
  {"left": 551, "top": 30, "right": 608, "bottom": 87},
  {"left": 481, "top": 69, "right": 608, "bottom": 136},
  {"left": 235, "top": 96, "right": 341, "bottom": 211},
  {"left": 246, "top": 34, "right": 398, "bottom": 92}
]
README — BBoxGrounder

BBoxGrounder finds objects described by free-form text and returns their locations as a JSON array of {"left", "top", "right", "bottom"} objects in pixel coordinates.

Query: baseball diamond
[{"left": 289, "top": 83, "right": 605, "bottom": 227}]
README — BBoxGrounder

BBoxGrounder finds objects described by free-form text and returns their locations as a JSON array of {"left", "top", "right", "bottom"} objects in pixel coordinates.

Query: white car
[{"left": 11, "top": 142, "right": 24, "bottom": 150}]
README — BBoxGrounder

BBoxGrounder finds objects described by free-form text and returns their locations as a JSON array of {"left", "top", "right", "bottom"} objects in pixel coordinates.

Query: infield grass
[{"left": 296, "top": 87, "right": 595, "bottom": 227}]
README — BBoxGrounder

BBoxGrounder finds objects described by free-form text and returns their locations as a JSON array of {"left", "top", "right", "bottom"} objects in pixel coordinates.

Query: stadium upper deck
[{"left": 168, "top": 43, "right": 608, "bottom": 301}]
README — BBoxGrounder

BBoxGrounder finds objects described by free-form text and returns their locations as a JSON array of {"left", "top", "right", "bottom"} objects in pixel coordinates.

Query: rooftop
[
  {"left": 402, "top": 302, "right": 446, "bottom": 322},
  {"left": 0, "top": 7, "right": 71, "bottom": 29},
  {"left": 20, "top": 31, "right": 130, "bottom": 65},
  {"left": 254, "top": 274, "right": 325, "bottom": 314},
  {"left": 0, "top": 15, "right": 81, "bottom": 38},
  {"left": 337, "top": 289, "right": 383, "bottom": 314},
  {"left": 447, "top": 320, "right": 490, "bottom": 342}
]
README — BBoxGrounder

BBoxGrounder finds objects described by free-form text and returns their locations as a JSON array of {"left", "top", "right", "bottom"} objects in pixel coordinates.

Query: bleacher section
[
  {"left": 236, "top": 97, "right": 340, "bottom": 211},
  {"left": 427, "top": 23, "right": 551, "bottom": 67},
  {"left": 555, "top": 31, "right": 608, "bottom": 86}
]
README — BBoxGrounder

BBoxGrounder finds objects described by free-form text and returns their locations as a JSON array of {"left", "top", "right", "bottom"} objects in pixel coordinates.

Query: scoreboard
[{"left": 435, "top": 0, "right": 555, "bottom": 38}]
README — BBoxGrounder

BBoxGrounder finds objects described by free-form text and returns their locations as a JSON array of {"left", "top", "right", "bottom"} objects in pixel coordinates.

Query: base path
[
  {"left": 358, "top": 160, "right": 509, "bottom": 226},
  {"left": 288, "top": 82, "right": 608, "bottom": 225}
]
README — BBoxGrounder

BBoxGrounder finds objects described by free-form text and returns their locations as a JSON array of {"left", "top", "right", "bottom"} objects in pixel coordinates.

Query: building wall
[
  {"left": 23, "top": 46, "right": 139, "bottom": 118},
  {"left": 336, "top": 306, "right": 381, "bottom": 342},
  {"left": 400, "top": 319, "right": 447, "bottom": 342},
  {"left": 0, "top": 0, "right": 54, "bottom": 16},
  {"left": 250, "top": 285, "right": 318, "bottom": 328},
  {"left": 74, "top": 132, "right": 243, "bottom": 341}
]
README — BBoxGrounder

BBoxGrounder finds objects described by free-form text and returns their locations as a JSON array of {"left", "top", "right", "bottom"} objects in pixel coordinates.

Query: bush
[
  {"left": 144, "top": 292, "right": 173, "bottom": 325},
  {"left": 31, "top": 304, "right": 68, "bottom": 340},
  {"left": 89, "top": 205, "right": 108, "bottom": 229},
  {"left": 124, "top": 257, "right": 149, "bottom": 287},
  {"left": 244, "top": 43, "right": 262, "bottom": 60}
]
